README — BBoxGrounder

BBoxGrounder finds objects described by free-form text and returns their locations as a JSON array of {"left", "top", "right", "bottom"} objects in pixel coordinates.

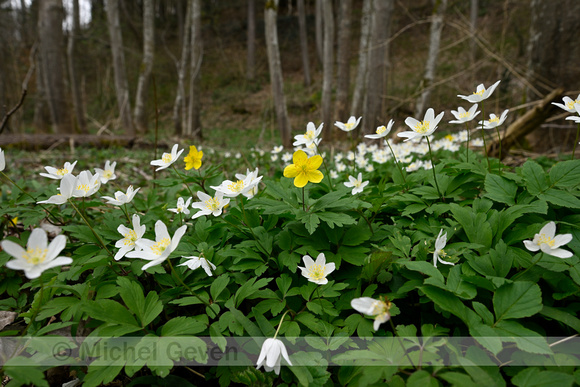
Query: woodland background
[{"left": 0, "top": 0, "right": 579, "bottom": 152}]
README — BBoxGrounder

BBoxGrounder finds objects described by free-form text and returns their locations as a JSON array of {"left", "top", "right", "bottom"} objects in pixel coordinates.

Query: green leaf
[
  {"left": 317, "top": 211, "right": 356, "bottom": 229},
  {"left": 485, "top": 174, "right": 518, "bottom": 205},
  {"left": 522, "top": 160, "right": 549, "bottom": 195},
  {"left": 228, "top": 307, "right": 263, "bottom": 337},
  {"left": 449, "top": 204, "right": 493, "bottom": 249},
  {"left": 234, "top": 277, "right": 272, "bottom": 307},
  {"left": 540, "top": 305, "right": 580, "bottom": 332},
  {"left": 407, "top": 370, "right": 438, "bottom": 387},
  {"left": 539, "top": 188, "right": 580, "bottom": 208},
  {"left": 493, "top": 282, "right": 542, "bottom": 323},
  {"left": 494, "top": 320, "right": 552, "bottom": 354},
  {"left": 400, "top": 261, "right": 445, "bottom": 285},
  {"left": 420, "top": 285, "right": 481, "bottom": 328},
  {"left": 3, "top": 357, "right": 49, "bottom": 387},
  {"left": 142, "top": 291, "right": 163, "bottom": 326},
  {"left": 160, "top": 316, "right": 207, "bottom": 336},
  {"left": 210, "top": 274, "right": 230, "bottom": 300},
  {"left": 83, "top": 299, "right": 139, "bottom": 327},
  {"left": 512, "top": 367, "right": 575, "bottom": 387},
  {"left": 549, "top": 159, "right": 580, "bottom": 188}
]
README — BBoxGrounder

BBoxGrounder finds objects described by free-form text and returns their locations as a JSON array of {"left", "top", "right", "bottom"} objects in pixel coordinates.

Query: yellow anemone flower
[
  {"left": 283, "top": 150, "right": 324, "bottom": 188},
  {"left": 184, "top": 146, "right": 203, "bottom": 170}
]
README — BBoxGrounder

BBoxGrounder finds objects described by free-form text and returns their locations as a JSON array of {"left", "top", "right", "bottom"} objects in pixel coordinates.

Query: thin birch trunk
[
  {"left": 186, "top": 0, "right": 202, "bottom": 139},
  {"left": 173, "top": 0, "right": 193, "bottom": 135},
  {"left": 265, "top": 0, "right": 292, "bottom": 147},
  {"left": 415, "top": 0, "right": 447, "bottom": 118},
  {"left": 315, "top": 0, "right": 323, "bottom": 65},
  {"left": 350, "top": 0, "right": 371, "bottom": 117},
  {"left": 335, "top": 0, "right": 352, "bottom": 121},
  {"left": 470, "top": 0, "right": 478, "bottom": 63},
  {"left": 321, "top": 0, "right": 334, "bottom": 140},
  {"left": 105, "top": 0, "right": 134, "bottom": 135},
  {"left": 297, "top": 0, "right": 311, "bottom": 86},
  {"left": 247, "top": 0, "right": 256, "bottom": 80},
  {"left": 362, "top": 0, "right": 393, "bottom": 135},
  {"left": 134, "top": 0, "right": 155, "bottom": 134},
  {"left": 67, "top": 0, "right": 87, "bottom": 133}
]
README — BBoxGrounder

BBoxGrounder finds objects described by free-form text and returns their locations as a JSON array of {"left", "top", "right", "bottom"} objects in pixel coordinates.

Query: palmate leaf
[
  {"left": 484, "top": 174, "right": 518, "bottom": 205},
  {"left": 493, "top": 281, "right": 542, "bottom": 324}
]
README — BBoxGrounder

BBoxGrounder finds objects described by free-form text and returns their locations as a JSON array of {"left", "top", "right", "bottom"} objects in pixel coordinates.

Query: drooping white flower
[
  {"left": 40, "top": 161, "right": 78, "bottom": 180},
  {"left": 1, "top": 228, "right": 72, "bottom": 279},
  {"left": 126, "top": 221, "right": 187, "bottom": 270},
  {"left": 102, "top": 186, "right": 140, "bottom": 206},
  {"left": 37, "top": 174, "right": 77, "bottom": 205},
  {"left": 298, "top": 253, "right": 335, "bottom": 285},
  {"left": 344, "top": 172, "right": 369, "bottom": 195},
  {"left": 115, "top": 214, "right": 146, "bottom": 261},
  {"left": 72, "top": 171, "right": 101, "bottom": 198},
  {"left": 293, "top": 122, "right": 323, "bottom": 147},
  {"left": 191, "top": 191, "right": 230, "bottom": 219},
  {"left": 478, "top": 109, "right": 509, "bottom": 129},
  {"left": 552, "top": 94, "right": 580, "bottom": 113},
  {"left": 457, "top": 80, "right": 501, "bottom": 103},
  {"left": 150, "top": 144, "right": 184, "bottom": 171},
  {"left": 365, "top": 120, "right": 394, "bottom": 139},
  {"left": 179, "top": 255, "right": 216, "bottom": 276},
  {"left": 398, "top": 108, "right": 444, "bottom": 142},
  {"left": 94, "top": 160, "right": 117, "bottom": 184},
  {"left": 351, "top": 297, "right": 392, "bottom": 331},
  {"left": 0, "top": 148, "right": 5, "bottom": 172},
  {"left": 335, "top": 116, "right": 362, "bottom": 132},
  {"left": 433, "top": 229, "right": 454, "bottom": 268},
  {"left": 256, "top": 338, "right": 292, "bottom": 375},
  {"left": 168, "top": 196, "right": 192, "bottom": 215},
  {"left": 523, "top": 221, "right": 573, "bottom": 258},
  {"left": 449, "top": 104, "right": 480, "bottom": 124}
]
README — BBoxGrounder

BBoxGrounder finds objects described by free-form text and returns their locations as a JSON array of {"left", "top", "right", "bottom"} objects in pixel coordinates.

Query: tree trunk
[
  {"left": 67, "top": 0, "right": 87, "bottom": 134},
  {"left": 335, "top": 0, "right": 352, "bottom": 121},
  {"left": 415, "top": 0, "right": 447, "bottom": 118},
  {"left": 38, "top": 0, "right": 71, "bottom": 134},
  {"left": 173, "top": 0, "right": 193, "bottom": 136},
  {"left": 470, "top": 0, "right": 478, "bottom": 64},
  {"left": 297, "top": 0, "right": 311, "bottom": 86},
  {"left": 186, "top": 0, "right": 202, "bottom": 139},
  {"left": 33, "top": 54, "right": 50, "bottom": 134},
  {"left": 134, "top": 0, "right": 155, "bottom": 134},
  {"left": 315, "top": 0, "right": 323, "bottom": 65},
  {"left": 321, "top": 0, "right": 334, "bottom": 140},
  {"left": 105, "top": 0, "right": 134, "bottom": 136},
  {"left": 362, "top": 0, "right": 393, "bottom": 135},
  {"left": 350, "top": 0, "right": 371, "bottom": 117},
  {"left": 264, "top": 0, "right": 292, "bottom": 147},
  {"left": 247, "top": 0, "right": 256, "bottom": 80}
]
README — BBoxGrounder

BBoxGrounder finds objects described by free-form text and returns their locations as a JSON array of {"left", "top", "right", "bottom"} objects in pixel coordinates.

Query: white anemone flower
[
  {"left": 102, "top": 186, "right": 140, "bottom": 206},
  {"left": 293, "top": 122, "right": 323, "bottom": 147},
  {"left": 72, "top": 171, "right": 101, "bottom": 198},
  {"left": 168, "top": 196, "right": 192, "bottom": 215},
  {"left": 272, "top": 145, "right": 284, "bottom": 154},
  {"left": 478, "top": 109, "right": 509, "bottom": 129},
  {"left": 40, "top": 160, "right": 78, "bottom": 180},
  {"left": 1, "top": 228, "right": 72, "bottom": 279},
  {"left": 298, "top": 253, "right": 335, "bottom": 285},
  {"left": 365, "top": 120, "right": 394, "bottom": 139},
  {"left": 457, "top": 80, "right": 501, "bottom": 103},
  {"left": 0, "top": 148, "right": 5, "bottom": 172},
  {"left": 126, "top": 221, "right": 187, "bottom": 270},
  {"left": 523, "top": 221, "right": 573, "bottom": 258},
  {"left": 210, "top": 169, "right": 263, "bottom": 199},
  {"left": 150, "top": 144, "right": 184, "bottom": 171},
  {"left": 256, "top": 338, "right": 292, "bottom": 375},
  {"left": 351, "top": 297, "right": 392, "bottom": 331},
  {"left": 552, "top": 94, "right": 580, "bottom": 113},
  {"left": 344, "top": 172, "right": 369, "bottom": 195},
  {"left": 94, "top": 160, "right": 117, "bottom": 184},
  {"left": 235, "top": 168, "right": 263, "bottom": 199},
  {"left": 398, "top": 108, "right": 444, "bottom": 142},
  {"left": 38, "top": 174, "right": 77, "bottom": 205},
  {"left": 433, "top": 229, "right": 454, "bottom": 268},
  {"left": 449, "top": 104, "right": 480, "bottom": 124},
  {"left": 565, "top": 104, "right": 580, "bottom": 123},
  {"left": 191, "top": 191, "right": 230, "bottom": 219},
  {"left": 179, "top": 255, "right": 216, "bottom": 276},
  {"left": 114, "top": 214, "right": 146, "bottom": 261},
  {"left": 335, "top": 116, "right": 362, "bottom": 132}
]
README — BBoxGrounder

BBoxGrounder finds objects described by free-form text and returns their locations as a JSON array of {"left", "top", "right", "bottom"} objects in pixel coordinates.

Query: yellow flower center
[
  {"left": 123, "top": 230, "right": 138, "bottom": 246},
  {"left": 445, "top": 134, "right": 455, "bottom": 141},
  {"left": 304, "top": 130, "right": 316, "bottom": 141},
  {"left": 473, "top": 88, "right": 486, "bottom": 96},
  {"left": 162, "top": 153, "right": 172, "bottom": 163},
  {"left": 57, "top": 168, "right": 69, "bottom": 176},
  {"left": 102, "top": 170, "right": 113, "bottom": 179},
  {"left": 376, "top": 126, "right": 386, "bottom": 134},
  {"left": 353, "top": 180, "right": 362, "bottom": 188},
  {"left": 489, "top": 116, "right": 500, "bottom": 123},
  {"left": 77, "top": 184, "right": 90, "bottom": 193},
  {"left": 345, "top": 122, "right": 355, "bottom": 130},
  {"left": 23, "top": 247, "right": 48, "bottom": 265},
  {"left": 458, "top": 111, "right": 470, "bottom": 119},
  {"left": 205, "top": 197, "right": 221, "bottom": 211},
  {"left": 414, "top": 120, "right": 430, "bottom": 134},
  {"left": 227, "top": 180, "right": 245, "bottom": 192},
  {"left": 307, "top": 264, "right": 326, "bottom": 281},
  {"left": 151, "top": 238, "right": 171, "bottom": 255},
  {"left": 537, "top": 234, "right": 555, "bottom": 247},
  {"left": 565, "top": 100, "right": 580, "bottom": 110}
]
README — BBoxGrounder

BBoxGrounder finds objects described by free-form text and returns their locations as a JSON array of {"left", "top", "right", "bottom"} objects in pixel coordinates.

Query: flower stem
[
  {"left": 172, "top": 165, "right": 195, "bottom": 197},
  {"left": 481, "top": 104, "right": 490, "bottom": 172},
  {"left": 122, "top": 204, "right": 132, "bottom": 223},
  {"left": 385, "top": 139, "right": 407, "bottom": 186},
  {"left": 495, "top": 126, "right": 502, "bottom": 175},
  {"left": 464, "top": 122, "right": 470, "bottom": 163},
  {"left": 314, "top": 142, "right": 334, "bottom": 191},
  {"left": 512, "top": 252, "right": 544, "bottom": 281},
  {"left": 302, "top": 187, "right": 306, "bottom": 211},
  {"left": 574, "top": 123, "right": 580, "bottom": 159},
  {"left": 67, "top": 198, "right": 113, "bottom": 258},
  {"left": 425, "top": 137, "right": 443, "bottom": 200},
  {"left": 273, "top": 310, "right": 291, "bottom": 340},
  {"left": 389, "top": 318, "right": 416, "bottom": 369},
  {"left": 167, "top": 258, "right": 209, "bottom": 306}
]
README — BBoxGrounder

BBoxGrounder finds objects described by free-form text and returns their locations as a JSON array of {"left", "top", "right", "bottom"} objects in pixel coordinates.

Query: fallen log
[{"left": 487, "top": 88, "right": 564, "bottom": 159}]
